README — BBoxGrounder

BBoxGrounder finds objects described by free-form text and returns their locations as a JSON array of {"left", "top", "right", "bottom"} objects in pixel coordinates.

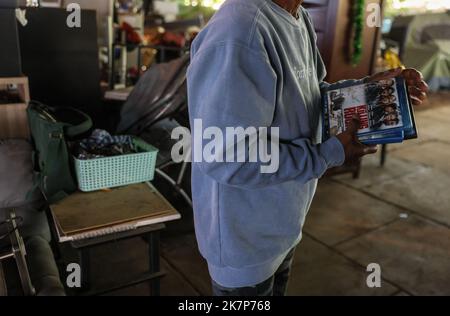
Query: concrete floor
[{"left": 90, "top": 92, "right": 450, "bottom": 296}]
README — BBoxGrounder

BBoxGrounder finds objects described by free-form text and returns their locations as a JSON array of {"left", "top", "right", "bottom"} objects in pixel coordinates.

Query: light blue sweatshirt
[{"left": 187, "top": 0, "right": 354, "bottom": 288}]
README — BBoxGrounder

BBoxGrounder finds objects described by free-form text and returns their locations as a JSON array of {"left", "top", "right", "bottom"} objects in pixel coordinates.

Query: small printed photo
[
  {"left": 378, "top": 79, "right": 395, "bottom": 88},
  {"left": 327, "top": 78, "right": 404, "bottom": 135},
  {"left": 383, "top": 103, "right": 398, "bottom": 114},
  {"left": 368, "top": 105, "right": 401, "bottom": 130},
  {"left": 328, "top": 106, "right": 344, "bottom": 137},
  {"left": 378, "top": 95, "right": 397, "bottom": 105},
  {"left": 381, "top": 87, "right": 395, "bottom": 97},
  {"left": 330, "top": 91, "right": 345, "bottom": 111},
  {"left": 365, "top": 78, "right": 397, "bottom": 107}
]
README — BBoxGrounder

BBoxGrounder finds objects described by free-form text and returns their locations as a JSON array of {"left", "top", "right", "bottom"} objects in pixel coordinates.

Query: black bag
[{"left": 27, "top": 101, "right": 92, "bottom": 203}]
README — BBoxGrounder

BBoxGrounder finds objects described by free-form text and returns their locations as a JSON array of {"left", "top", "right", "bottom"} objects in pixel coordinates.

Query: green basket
[{"left": 74, "top": 137, "right": 158, "bottom": 192}]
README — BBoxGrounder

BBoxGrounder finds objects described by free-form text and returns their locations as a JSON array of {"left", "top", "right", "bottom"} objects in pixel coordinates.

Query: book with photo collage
[{"left": 322, "top": 77, "right": 418, "bottom": 145}]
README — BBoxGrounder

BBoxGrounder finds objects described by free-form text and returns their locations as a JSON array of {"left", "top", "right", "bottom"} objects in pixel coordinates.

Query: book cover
[{"left": 322, "top": 77, "right": 418, "bottom": 145}]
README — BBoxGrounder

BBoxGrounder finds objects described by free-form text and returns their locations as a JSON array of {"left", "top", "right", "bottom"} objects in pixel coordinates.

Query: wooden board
[
  {"left": 51, "top": 183, "right": 179, "bottom": 236},
  {"left": 0, "top": 77, "right": 30, "bottom": 103},
  {"left": 0, "top": 103, "right": 30, "bottom": 139},
  {"left": 0, "top": 77, "right": 30, "bottom": 140}
]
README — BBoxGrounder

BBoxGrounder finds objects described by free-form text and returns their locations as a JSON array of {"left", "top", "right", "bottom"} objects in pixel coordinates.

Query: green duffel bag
[{"left": 27, "top": 101, "right": 92, "bottom": 203}]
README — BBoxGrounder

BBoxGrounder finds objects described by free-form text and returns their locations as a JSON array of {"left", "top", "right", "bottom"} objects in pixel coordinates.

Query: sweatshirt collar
[{"left": 267, "top": 1, "right": 302, "bottom": 27}]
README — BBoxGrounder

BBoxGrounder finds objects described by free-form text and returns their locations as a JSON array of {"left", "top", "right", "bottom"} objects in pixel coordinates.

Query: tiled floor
[
  {"left": 336, "top": 215, "right": 450, "bottom": 296},
  {"left": 89, "top": 92, "right": 450, "bottom": 296}
]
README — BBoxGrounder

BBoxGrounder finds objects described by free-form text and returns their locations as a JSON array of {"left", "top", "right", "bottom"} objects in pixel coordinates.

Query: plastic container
[{"left": 74, "top": 137, "right": 158, "bottom": 192}]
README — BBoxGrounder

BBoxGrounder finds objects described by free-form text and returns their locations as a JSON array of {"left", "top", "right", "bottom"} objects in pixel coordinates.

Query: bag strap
[
  {"left": 63, "top": 107, "right": 93, "bottom": 138},
  {"left": 29, "top": 101, "right": 93, "bottom": 138}
]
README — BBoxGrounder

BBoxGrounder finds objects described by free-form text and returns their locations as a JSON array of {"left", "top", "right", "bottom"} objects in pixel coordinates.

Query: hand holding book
[
  {"left": 322, "top": 69, "right": 427, "bottom": 145},
  {"left": 336, "top": 115, "right": 378, "bottom": 165},
  {"left": 368, "top": 68, "right": 429, "bottom": 106}
]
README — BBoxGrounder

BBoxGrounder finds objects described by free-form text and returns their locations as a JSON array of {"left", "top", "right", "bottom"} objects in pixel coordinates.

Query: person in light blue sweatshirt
[{"left": 187, "top": 0, "right": 428, "bottom": 296}]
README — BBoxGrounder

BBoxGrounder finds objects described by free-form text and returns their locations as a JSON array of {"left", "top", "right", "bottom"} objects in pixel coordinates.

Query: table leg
[
  {"left": 381, "top": 144, "right": 388, "bottom": 167},
  {"left": 353, "top": 161, "right": 362, "bottom": 179},
  {"left": 0, "top": 262, "right": 7, "bottom": 296},
  {"left": 146, "top": 232, "right": 160, "bottom": 296},
  {"left": 79, "top": 247, "right": 91, "bottom": 291}
]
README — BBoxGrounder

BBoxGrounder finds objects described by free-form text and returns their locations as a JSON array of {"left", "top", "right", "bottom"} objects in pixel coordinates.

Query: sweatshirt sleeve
[{"left": 187, "top": 42, "right": 345, "bottom": 190}]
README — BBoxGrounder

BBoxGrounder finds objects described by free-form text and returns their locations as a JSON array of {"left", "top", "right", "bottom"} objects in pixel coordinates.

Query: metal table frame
[
  {"left": 58, "top": 223, "right": 166, "bottom": 296},
  {"left": 0, "top": 210, "right": 35, "bottom": 296}
]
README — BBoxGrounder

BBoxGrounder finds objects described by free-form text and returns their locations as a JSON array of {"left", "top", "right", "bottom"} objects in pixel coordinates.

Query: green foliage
[
  {"left": 178, "top": 5, "right": 216, "bottom": 20},
  {"left": 176, "top": 0, "right": 222, "bottom": 20},
  {"left": 351, "top": 0, "right": 365, "bottom": 66},
  {"left": 384, "top": 0, "right": 422, "bottom": 18}
]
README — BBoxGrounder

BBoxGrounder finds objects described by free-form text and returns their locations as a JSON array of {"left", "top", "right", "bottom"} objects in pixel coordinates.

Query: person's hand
[
  {"left": 402, "top": 68, "right": 429, "bottom": 105},
  {"left": 336, "top": 116, "right": 378, "bottom": 165},
  {"left": 368, "top": 68, "right": 429, "bottom": 106}
]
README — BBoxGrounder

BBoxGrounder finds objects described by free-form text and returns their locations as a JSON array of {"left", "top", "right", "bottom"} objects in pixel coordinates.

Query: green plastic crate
[{"left": 74, "top": 137, "right": 158, "bottom": 192}]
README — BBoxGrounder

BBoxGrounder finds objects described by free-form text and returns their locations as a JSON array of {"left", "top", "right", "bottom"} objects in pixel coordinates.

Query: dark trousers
[{"left": 211, "top": 248, "right": 296, "bottom": 296}]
